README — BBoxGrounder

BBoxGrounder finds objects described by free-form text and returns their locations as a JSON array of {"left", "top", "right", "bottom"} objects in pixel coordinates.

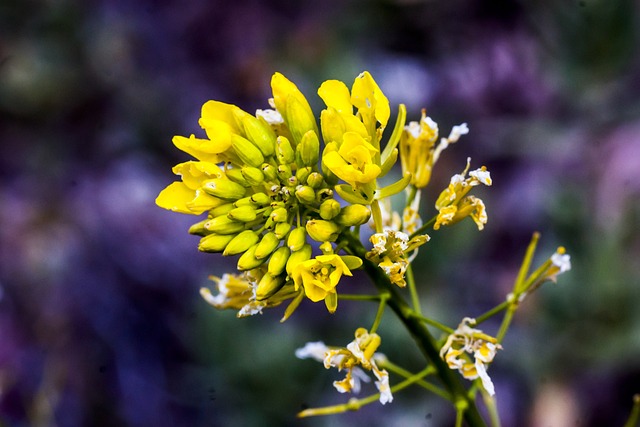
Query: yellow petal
[
  {"left": 318, "top": 80, "right": 352, "bottom": 114},
  {"left": 156, "top": 182, "right": 199, "bottom": 214},
  {"left": 200, "top": 100, "right": 242, "bottom": 134},
  {"left": 351, "top": 71, "right": 390, "bottom": 129}
]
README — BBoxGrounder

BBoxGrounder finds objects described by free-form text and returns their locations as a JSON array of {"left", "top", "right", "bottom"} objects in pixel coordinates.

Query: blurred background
[{"left": 1, "top": 0, "right": 639, "bottom": 426}]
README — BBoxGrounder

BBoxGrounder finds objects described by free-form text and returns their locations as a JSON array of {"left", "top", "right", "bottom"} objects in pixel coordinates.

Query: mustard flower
[{"left": 439, "top": 318, "right": 501, "bottom": 396}]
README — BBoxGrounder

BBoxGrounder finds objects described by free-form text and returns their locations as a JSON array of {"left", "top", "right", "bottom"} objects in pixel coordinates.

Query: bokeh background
[{"left": 1, "top": 0, "right": 639, "bottom": 426}]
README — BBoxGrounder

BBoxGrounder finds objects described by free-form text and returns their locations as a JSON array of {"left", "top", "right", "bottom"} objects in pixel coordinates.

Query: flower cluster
[
  {"left": 156, "top": 71, "right": 415, "bottom": 315},
  {"left": 296, "top": 328, "right": 392, "bottom": 404},
  {"left": 439, "top": 318, "right": 502, "bottom": 395}
]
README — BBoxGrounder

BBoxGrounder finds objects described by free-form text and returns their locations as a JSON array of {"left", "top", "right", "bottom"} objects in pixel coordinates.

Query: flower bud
[
  {"left": 262, "top": 163, "right": 278, "bottom": 182},
  {"left": 204, "top": 215, "right": 246, "bottom": 234},
  {"left": 274, "top": 222, "right": 292, "bottom": 239},
  {"left": 198, "top": 233, "right": 235, "bottom": 253},
  {"left": 241, "top": 166, "right": 265, "bottom": 186},
  {"left": 268, "top": 246, "right": 291, "bottom": 276},
  {"left": 287, "top": 226, "right": 307, "bottom": 252},
  {"left": 286, "top": 243, "right": 312, "bottom": 275},
  {"left": 286, "top": 95, "right": 318, "bottom": 145},
  {"left": 250, "top": 192, "right": 271, "bottom": 206},
  {"left": 256, "top": 273, "right": 285, "bottom": 300},
  {"left": 277, "top": 164, "right": 293, "bottom": 182},
  {"left": 319, "top": 199, "right": 342, "bottom": 220},
  {"left": 237, "top": 243, "right": 268, "bottom": 271},
  {"left": 316, "top": 188, "right": 334, "bottom": 203},
  {"left": 227, "top": 205, "right": 258, "bottom": 222},
  {"left": 306, "top": 172, "right": 325, "bottom": 189},
  {"left": 225, "top": 168, "right": 250, "bottom": 187},
  {"left": 240, "top": 114, "right": 276, "bottom": 157},
  {"left": 202, "top": 178, "right": 247, "bottom": 200},
  {"left": 276, "top": 136, "right": 295, "bottom": 165},
  {"left": 270, "top": 207, "right": 289, "bottom": 222},
  {"left": 223, "top": 230, "right": 261, "bottom": 256},
  {"left": 336, "top": 204, "right": 371, "bottom": 226},
  {"left": 231, "top": 134, "right": 265, "bottom": 168},
  {"left": 296, "top": 130, "right": 320, "bottom": 167},
  {"left": 306, "top": 219, "right": 341, "bottom": 242},
  {"left": 296, "top": 166, "right": 312, "bottom": 184},
  {"left": 188, "top": 218, "right": 210, "bottom": 236},
  {"left": 254, "top": 232, "right": 281, "bottom": 259},
  {"left": 295, "top": 185, "right": 316, "bottom": 204},
  {"left": 209, "top": 203, "right": 235, "bottom": 218}
]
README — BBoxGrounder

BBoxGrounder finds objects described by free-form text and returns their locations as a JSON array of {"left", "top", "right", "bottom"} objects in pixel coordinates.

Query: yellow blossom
[
  {"left": 322, "top": 132, "right": 381, "bottom": 189},
  {"left": 291, "top": 254, "right": 354, "bottom": 311}
]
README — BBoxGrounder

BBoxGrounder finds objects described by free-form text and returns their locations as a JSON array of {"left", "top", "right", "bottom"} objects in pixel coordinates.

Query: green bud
[
  {"left": 306, "top": 219, "right": 341, "bottom": 242},
  {"left": 188, "top": 218, "right": 210, "bottom": 236},
  {"left": 203, "top": 178, "right": 247, "bottom": 200},
  {"left": 319, "top": 199, "right": 342, "bottom": 220},
  {"left": 286, "top": 244, "right": 312, "bottom": 276},
  {"left": 306, "top": 172, "right": 325, "bottom": 189},
  {"left": 241, "top": 166, "right": 265, "bottom": 186},
  {"left": 198, "top": 233, "right": 235, "bottom": 253},
  {"left": 277, "top": 164, "right": 293, "bottom": 182},
  {"left": 286, "top": 95, "right": 318, "bottom": 145},
  {"left": 250, "top": 192, "right": 271, "bottom": 206},
  {"left": 287, "top": 226, "right": 307, "bottom": 252},
  {"left": 336, "top": 204, "right": 371, "bottom": 226},
  {"left": 231, "top": 134, "right": 265, "bottom": 167},
  {"left": 287, "top": 176, "right": 299, "bottom": 187},
  {"left": 223, "top": 230, "right": 261, "bottom": 256},
  {"left": 254, "top": 232, "right": 280, "bottom": 259},
  {"left": 225, "top": 168, "right": 250, "bottom": 187},
  {"left": 240, "top": 114, "right": 276, "bottom": 157},
  {"left": 295, "top": 185, "right": 316, "bottom": 204},
  {"left": 255, "top": 273, "right": 285, "bottom": 300},
  {"left": 296, "top": 130, "right": 320, "bottom": 167},
  {"left": 276, "top": 136, "right": 295, "bottom": 165},
  {"left": 274, "top": 222, "right": 292, "bottom": 239},
  {"left": 262, "top": 163, "right": 278, "bottom": 182},
  {"left": 209, "top": 203, "right": 236, "bottom": 218},
  {"left": 295, "top": 166, "right": 312, "bottom": 184},
  {"left": 270, "top": 207, "right": 289, "bottom": 223},
  {"left": 204, "top": 215, "right": 246, "bottom": 234},
  {"left": 268, "top": 246, "right": 291, "bottom": 276},
  {"left": 227, "top": 205, "right": 258, "bottom": 222},
  {"left": 237, "top": 243, "right": 268, "bottom": 271}
]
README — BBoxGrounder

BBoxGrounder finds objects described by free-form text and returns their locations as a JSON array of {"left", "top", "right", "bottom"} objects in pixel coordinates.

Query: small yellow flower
[
  {"left": 291, "top": 254, "right": 354, "bottom": 310},
  {"left": 322, "top": 132, "right": 381, "bottom": 189}
]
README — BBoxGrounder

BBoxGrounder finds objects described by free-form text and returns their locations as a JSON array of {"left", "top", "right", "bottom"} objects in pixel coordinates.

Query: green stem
[
  {"left": 406, "top": 264, "right": 422, "bottom": 315},
  {"left": 411, "top": 313, "right": 455, "bottom": 334},
  {"left": 410, "top": 215, "right": 437, "bottom": 239},
  {"left": 343, "top": 231, "right": 487, "bottom": 427},
  {"left": 623, "top": 394, "right": 640, "bottom": 427},
  {"left": 370, "top": 293, "right": 389, "bottom": 334},
  {"left": 475, "top": 300, "right": 510, "bottom": 325},
  {"left": 380, "top": 360, "right": 451, "bottom": 401}
]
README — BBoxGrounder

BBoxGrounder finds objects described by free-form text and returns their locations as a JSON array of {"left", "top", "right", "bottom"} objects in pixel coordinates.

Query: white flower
[
  {"left": 295, "top": 341, "right": 329, "bottom": 362},
  {"left": 551, "top": 252, "right": 571, "bottom": 274},
  {"left": 373, "top": 367, "right": 393, "bottom": 404},
  {"left": 256, "top": 108, "right": 284, "bottom": 125}
]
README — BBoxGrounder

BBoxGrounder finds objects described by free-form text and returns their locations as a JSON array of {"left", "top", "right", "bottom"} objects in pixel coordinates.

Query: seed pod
[
  {"left": 287, "top": 226, "right": 307, "bottom": 252},
  {"left": 335, "top": 204, "right": 371, "bottom": 227},
  {"left": 319, "top": 199, "right": 342, "bottom": 220},
  {"left": 254, "top": 232, "right": 280, "bottom": 259},
  {"left": 268, "top": 246, "right": 291, "bottom": 276},
  {"left": 306, "top": 219, "right": 341, "bottom": 242},
  {"left": 276, "top": 136, "right": 295, "bottom": 165},
  {"left": 204, "top": 215, "right": 246, "bottom": 234},
  {"left": 227, "top": 205, "right": 258, "bottom": 222},
  {"left": 274, "top": 222, "right": 292, "bottom": 239},
  {"left": 237, "top": 243, "right": 268, "bottom": 271},
  {"left": 202, "top": 178, "right": 247, "bottom": 200},
  {"left": 223, "top": 230, "right": 260, "bottom": 256},
  {"left": 255, "top": 273, "right": 285, "bottom": 300},
  {"left": 286, "top": 244, "right": 312, "bottom": 276},
  {"left": 241, "top": 166, "right": 265, "bottom": 186},
  {"left": 198, "top": 233, "right": 235, "bottom": 253},
  {"left": 295, "top": 185, "right": 316, "bottom": 204}
]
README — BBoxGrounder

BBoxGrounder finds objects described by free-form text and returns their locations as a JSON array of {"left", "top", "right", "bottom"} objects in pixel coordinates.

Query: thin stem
[
  {"left": 380, "top": 360, "right": 452, "bottom": 401},
  {"left": 496, "top": 304, "right": 517, "bottom": 343},
  {"left": 338, "top": 293, "right": 383, "bottom": 302},
  {"left": 406, "top": 264, "right": 422, "bottom": 315},
  {"left": 623, "top": 394, "right": 640, "bottom": 427},
  {"left": 411, "top": 313, "right": 455, "bottom": 334},
  {"left": 410, "top": 215, "right": 437, "bottom": 239},
  {"left": 475, "top": 300, "right": 510, "bottom": 325},
  {"left": 481, "top": 390, "right": 502, "bottom": 427},
  {"left": 370, "top": 293, "right": 389, "bottom": 334}
]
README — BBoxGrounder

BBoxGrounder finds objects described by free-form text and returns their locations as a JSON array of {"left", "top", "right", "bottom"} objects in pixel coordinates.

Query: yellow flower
[
  {"left": 292, "top": 254, "right": 354, "bottom": 309},
  {"left": 322, "top": 132, "right": 381, "bottom": 188}
]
